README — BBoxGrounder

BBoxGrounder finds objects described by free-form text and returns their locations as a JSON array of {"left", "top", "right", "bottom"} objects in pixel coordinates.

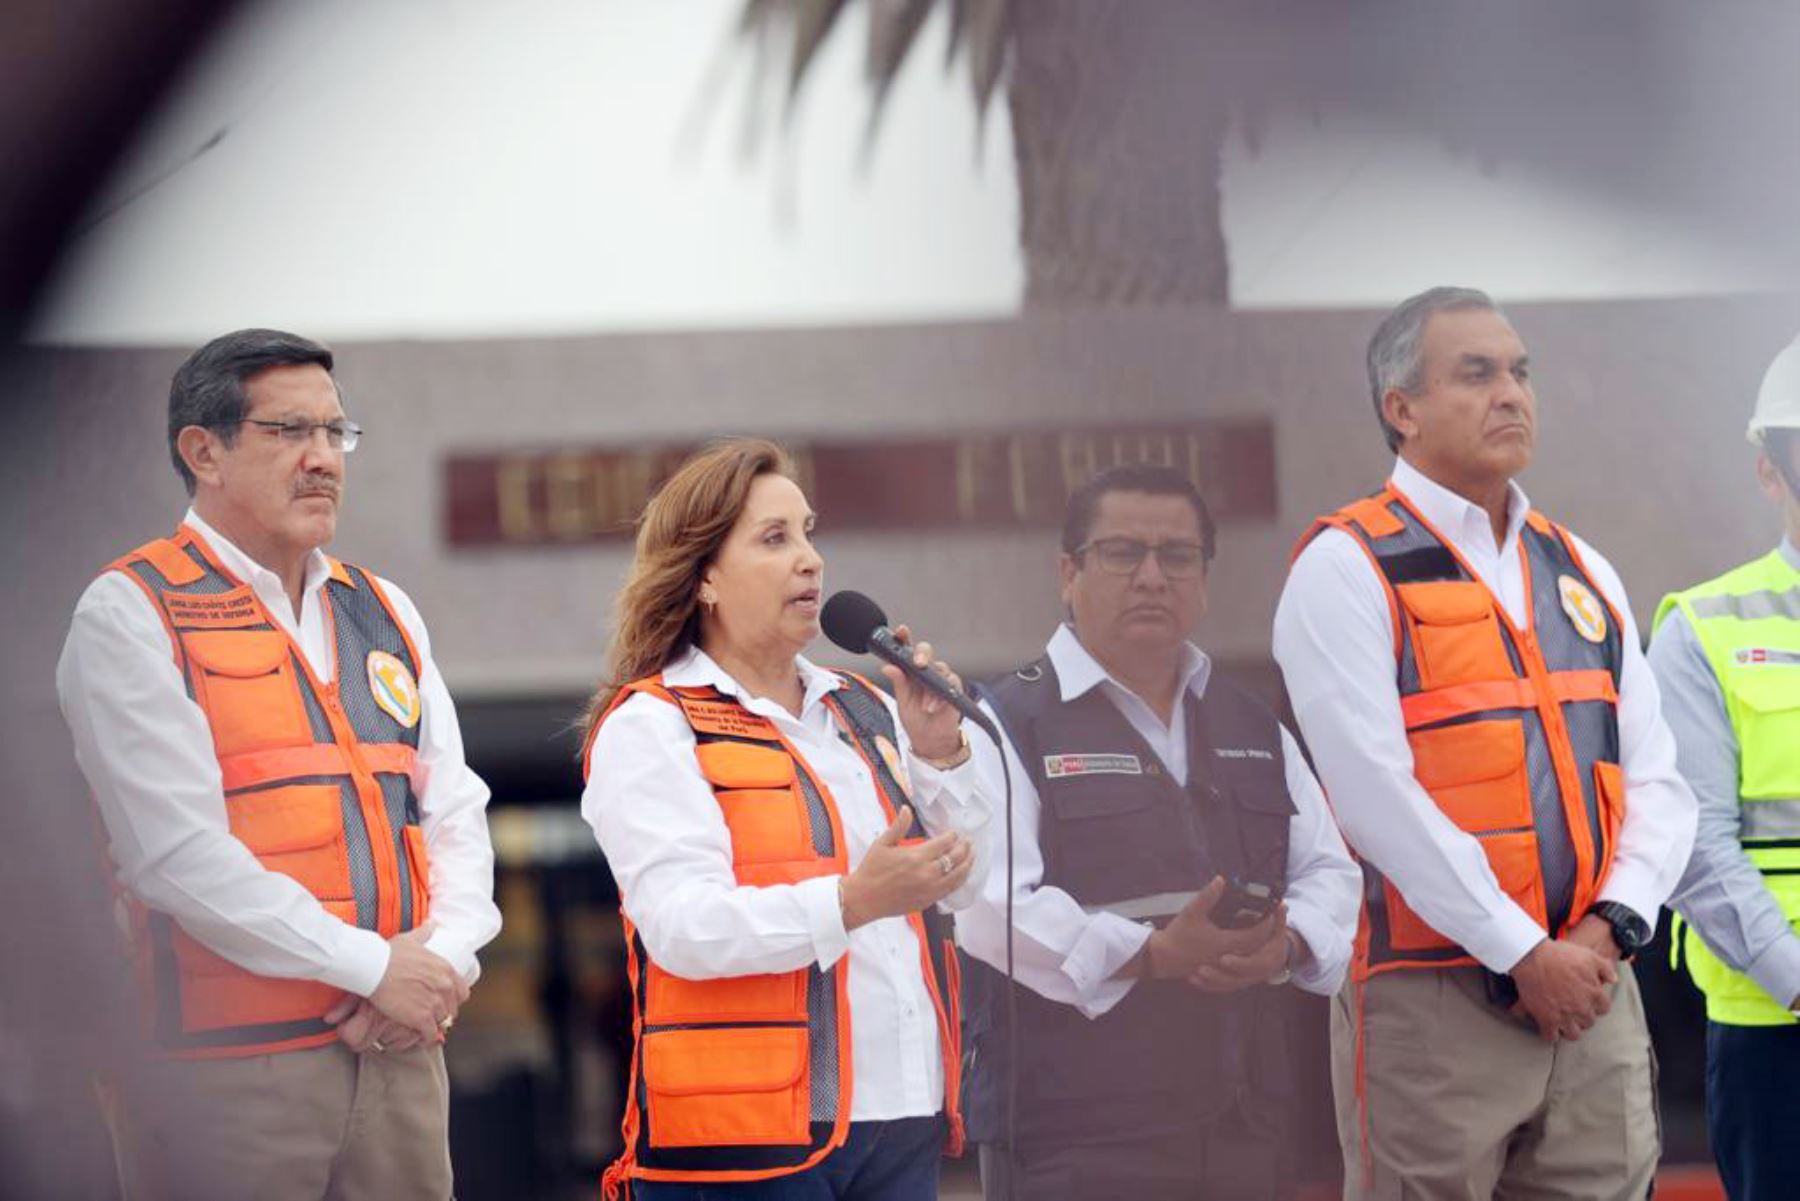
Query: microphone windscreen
[{"left": 820, "top": 590, "right": 888, "bottom": 654}]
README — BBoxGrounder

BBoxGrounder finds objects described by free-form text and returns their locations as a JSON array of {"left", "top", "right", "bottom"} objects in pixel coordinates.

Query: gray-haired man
[{"left": 1274, "top": 287, "right": 1695, "bottom": 1197}]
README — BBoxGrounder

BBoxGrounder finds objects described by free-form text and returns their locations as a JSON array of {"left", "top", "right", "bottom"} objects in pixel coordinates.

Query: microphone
[{"left": 820, "top": 590, "right": 1000, "bottom": 744}]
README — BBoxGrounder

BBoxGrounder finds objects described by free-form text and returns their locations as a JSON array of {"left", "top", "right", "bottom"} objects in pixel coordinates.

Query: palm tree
[
  {"left": 747, "top": 0, "right": 1234, "bottom": 306},
  {"left": 737, "top": 0, "right": 1800, "bottom": 312}
]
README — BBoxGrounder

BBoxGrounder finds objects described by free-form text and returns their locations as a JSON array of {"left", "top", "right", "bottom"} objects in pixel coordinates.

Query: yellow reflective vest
[{"left": 1658, "top": 549, "right": 1800, "bottom": 1026}]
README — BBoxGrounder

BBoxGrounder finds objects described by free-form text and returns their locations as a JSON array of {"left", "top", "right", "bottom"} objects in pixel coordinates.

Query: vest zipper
[{"left": 321, "top": 681, "right": 403, "bottom": 936}]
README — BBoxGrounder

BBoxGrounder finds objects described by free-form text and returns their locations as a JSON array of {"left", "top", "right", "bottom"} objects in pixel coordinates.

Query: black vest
[{"left": 963, "top": 655, "right": 1297, "bottom": 1146}]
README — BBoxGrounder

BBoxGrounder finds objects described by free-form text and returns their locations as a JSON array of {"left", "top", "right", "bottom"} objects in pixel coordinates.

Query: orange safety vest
[
  {"left": 104, "top": 527, "right": 431, "bottom": 1058},
  {"left": 585, "top": 671, "right": 964, "bottom": 1198},
  {"left": 1296, "top": 486, "right": 1627, "bottom": 979}
]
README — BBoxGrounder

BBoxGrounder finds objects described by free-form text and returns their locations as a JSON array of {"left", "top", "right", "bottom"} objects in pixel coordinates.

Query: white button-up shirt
[
  {"left": 582, "top": 646, "right": 992, "bottom": 1121},
  {"left": 955, "top": 624, "right": 1362, "bottom": 1019},
  {"left": 56, "top": 511, "right": 502, "bottom": 998},
  {"left": 1274, "top": 457, "right": 1697, "bottom": 973}
]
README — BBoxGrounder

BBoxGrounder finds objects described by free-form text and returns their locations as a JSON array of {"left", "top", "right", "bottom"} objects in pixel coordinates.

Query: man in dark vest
[{"left": 956, "top": 464, "right": 1360, "bottom": 1200}]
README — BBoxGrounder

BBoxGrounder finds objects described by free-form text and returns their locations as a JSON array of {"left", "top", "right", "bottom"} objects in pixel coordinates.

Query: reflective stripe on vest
[
  {"left": 1083, "top": 890, "right": 1203, "bottom": 923},
  {"left": 1298, "top": 487, "right": 1626, "bottom": 979},
  {"left": 106, "top": 528, "right": 429, "bottom": 1057},
  {"left": 588, "top": 672, "right": 963, "bottom": 1196},
  {"left": 1658, "top": 549, "right": 1800, "bottom": 1026}
]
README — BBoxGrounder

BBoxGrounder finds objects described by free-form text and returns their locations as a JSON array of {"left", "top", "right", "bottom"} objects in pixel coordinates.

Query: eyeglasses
[
  {"left": 231, "top": 418, "right": 362, "bottom": 453},
  {"left": 1076, "top": 537, "right": 1210, "bottom": 580}
]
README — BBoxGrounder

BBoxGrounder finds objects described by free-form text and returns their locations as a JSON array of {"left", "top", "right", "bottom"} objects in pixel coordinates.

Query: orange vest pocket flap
[
  {"left": 643, "top": 1025, "right": 808, "bottom": 1096},
  {"left": 1396, "top": 580, "right": 1495, "bottom": 625},
  {"left": 226, "top": 784, "right": 342, "bottom": 852},
  {"left": 695, "top": 742, "right": 798, "bottom": 790},
  {"left": 181, "top": 629, "right": 293, "bottom": 677},
  {"left": 645, "top": 965, "right": 807, "bottom": 1025},
  {"left": 1409, "top": 721, "right": 1526, "bottom": 790}
]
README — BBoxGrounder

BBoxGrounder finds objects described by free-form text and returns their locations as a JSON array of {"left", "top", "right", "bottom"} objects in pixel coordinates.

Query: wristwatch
[
  {"left": 1589, "top": 901, "right": 1651, "bottom": 960},
  {"left": 919, "top": 728, "right": 972, "bottom": 771},
  {"left": 1266, "top": 930, "right": 1303, "bottom": 987}
]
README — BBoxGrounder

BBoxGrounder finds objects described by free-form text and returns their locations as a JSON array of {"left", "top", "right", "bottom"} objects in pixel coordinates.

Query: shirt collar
[
  {"left": 1389, "top": 456, "right": 1532, "bottom": 557},
  {"left": 1046, "top": 623, "right": 1212, "bottom": 707},
  {"left": 662, "top": 645, "right": 845, "bottom": 712},
  {"left": 181, "top": 508, "right": 333, "bottom": 600}
]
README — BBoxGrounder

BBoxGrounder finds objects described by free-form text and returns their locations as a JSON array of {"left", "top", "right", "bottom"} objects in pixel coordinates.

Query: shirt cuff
[
  {"left": 425, "top": 930, "right": 481, "bottom": 985},
  {"left": 323, "top": 926, "right": 392, "bottom": 997},
  {"left": 1061, "top": 913, "right": 1152, "bottom": 1019},
  {"left": 1746, "top": 933, "right": 1800, "bottom": 1012},
  {"left": 906, "top": 744, "right": 976, "bottom": 805},
  {"left": 802, "top": 875, "right": 851, "bottom": 970},
  {"left": 1465, "top": 902, "right": 1549, "bottom": 975},
  {"left": 1284, "top": 902, "right": 1348, "bottom": 995}
]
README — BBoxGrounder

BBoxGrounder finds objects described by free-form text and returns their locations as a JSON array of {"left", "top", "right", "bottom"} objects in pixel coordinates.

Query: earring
[{"left": 700, "top": 591, "right": 717, "bottom": 615}]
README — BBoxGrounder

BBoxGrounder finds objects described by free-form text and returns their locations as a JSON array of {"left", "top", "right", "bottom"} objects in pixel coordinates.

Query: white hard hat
[{"left": 1750, "top": 334, "right": 1800, "bottom": 445}]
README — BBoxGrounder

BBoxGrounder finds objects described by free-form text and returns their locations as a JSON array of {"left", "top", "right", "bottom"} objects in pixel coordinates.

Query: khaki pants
[
  {"left": 101, "top": 1040, "right": 453, "bottom": 1201},
  {"left": 1332, "top": 965, "right": 1658, "bottom": 1201}
]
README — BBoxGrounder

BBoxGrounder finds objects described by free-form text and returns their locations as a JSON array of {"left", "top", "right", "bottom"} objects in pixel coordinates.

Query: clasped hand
[
  {"left": 327, "top": 920, "right": 469, "bottom": 1053},
  {"left": 1144, "top": 876, "right": 1293, "bottom": 993},
  {"left": 1509, "top": 916, "right": 1618, "bottom": 1041}
]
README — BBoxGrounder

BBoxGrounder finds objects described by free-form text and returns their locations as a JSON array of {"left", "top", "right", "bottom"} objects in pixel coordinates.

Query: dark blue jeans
[
  {"left": 1706, "top": 1020, "right": 1800, "bottom": 1201},
  {"left": 630, "top": 1116, "right": 946, "bottom": 1201}
]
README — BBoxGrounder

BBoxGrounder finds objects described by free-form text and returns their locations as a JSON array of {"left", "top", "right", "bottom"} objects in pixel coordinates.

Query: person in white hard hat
[{"left": 1651, "top": 333, "right": 1800, "bottom": 1201}]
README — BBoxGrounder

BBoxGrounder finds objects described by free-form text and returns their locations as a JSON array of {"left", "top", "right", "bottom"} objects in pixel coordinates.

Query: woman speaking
[{"left": 582, "top": 438, "right": 991, "bottom": 1200}]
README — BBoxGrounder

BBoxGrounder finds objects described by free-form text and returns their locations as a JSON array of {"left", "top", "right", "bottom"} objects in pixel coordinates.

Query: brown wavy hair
[{"left": 582, "top": 437, "right": 795, "bottom": 737}]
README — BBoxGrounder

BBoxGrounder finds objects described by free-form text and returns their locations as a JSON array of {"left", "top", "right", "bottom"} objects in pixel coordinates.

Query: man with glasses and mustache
[
  {"left": 1274, "top": 287, "right": 1696, "bottom": 1199},
  {"left": 955, "top": 464, "right": 1360, "bottom": 1200},
  {"left": 57, "top": 329, "right": 500, "bottom": 1201}
]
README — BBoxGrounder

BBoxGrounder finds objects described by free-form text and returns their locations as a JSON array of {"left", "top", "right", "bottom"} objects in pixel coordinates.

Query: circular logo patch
[
  {"left": 1558, "top": 575, "right": 1608, "bottom": 644},
  {"left": 366, "top": 650, "right": 421, "bottom": 729}
]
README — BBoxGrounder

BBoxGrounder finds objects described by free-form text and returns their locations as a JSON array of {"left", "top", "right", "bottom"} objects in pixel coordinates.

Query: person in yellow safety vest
[
  {"left": 1653, "top": 333, "right": 1800, "bottom": 1201},
  {"left": 579, "top": 438, "right": 992, "bottom": 1200},
  {"left": 56, "top": 329, "right": 502, "bottom": 1201}
]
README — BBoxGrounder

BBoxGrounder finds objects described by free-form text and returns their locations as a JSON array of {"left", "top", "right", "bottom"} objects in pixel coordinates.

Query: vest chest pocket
[
  {"left": 694, "top": 742, "right": 826, "bottom": 886},
  {"left": 1043, "top": 775, "right": 1187, "bottom": 893},
  {"left": 181, "top": 629, "right": 312, "bottom": 759},
  {"left": 1209, "top": 763, "right": 1296, "bottom": 884},
  {"left": 225, "top": 783, "right": 353, "bottom": 902},
  {"left": 716, "top": 789, "right": 820, "bottom": 886},
  {"left": 1726, "top": 669, "right": 1800, "bottom": 800},
  {"left": 1407, "top": 720, "right": 1533, "bottom": 834},
  {"left": 1397, "top": 580, "right": 1515, "bottom": 691}
]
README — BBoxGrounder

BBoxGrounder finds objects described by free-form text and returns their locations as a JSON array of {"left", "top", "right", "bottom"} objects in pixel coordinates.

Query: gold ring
[
  {"left": 439, "top": 1015, "right": 455, "bottom": 1031},
  {"left": 938, "top": 855, "right": 953, "bottom": 876}
]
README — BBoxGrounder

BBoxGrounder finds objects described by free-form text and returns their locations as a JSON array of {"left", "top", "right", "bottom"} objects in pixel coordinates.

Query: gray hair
[
  {"left": 1366, "top": 286, "right": 1503, "bottom": 452},
  {"left": 168, "top": 328, "right": 336, "bottom": 495}
]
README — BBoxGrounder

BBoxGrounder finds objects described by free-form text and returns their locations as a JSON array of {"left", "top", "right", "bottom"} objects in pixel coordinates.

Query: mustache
[{"left": 293, "top": 473, "right": 341, "bottom": 500}]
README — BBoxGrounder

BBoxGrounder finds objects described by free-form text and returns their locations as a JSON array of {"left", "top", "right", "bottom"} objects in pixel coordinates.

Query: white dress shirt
[
  {"left": 955, "top": 625, "right": 1362, "bottom": 1020},
  {"left": 1654, "top": 539, "right": 1800, "bottom": 1008},
  {"left": 1274, "top": 457, "right": 1697, "bottom": 974},
  {"left": 57, "top": 511, "right": 502, "bottom": 998},
  {"left": 582, "top": 646, "right": 992, "bottom": 1121}
]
